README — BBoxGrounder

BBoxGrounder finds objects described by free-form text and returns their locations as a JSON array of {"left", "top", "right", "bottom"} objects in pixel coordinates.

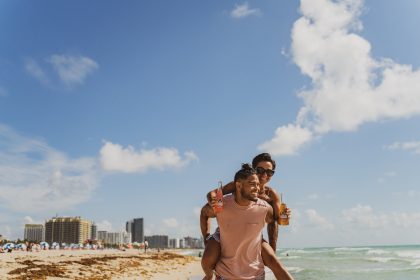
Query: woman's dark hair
[
  {"left": 252, "top": 153, "right": 276, "bottom": 170},
  {"left": 234, "top": 163, "right": 256, "bottom": 183}
]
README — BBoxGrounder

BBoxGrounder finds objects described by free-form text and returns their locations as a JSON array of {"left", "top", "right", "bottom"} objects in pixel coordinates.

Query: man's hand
[{"left": 206, "top": 189, "right": 217, "bottom": 208}]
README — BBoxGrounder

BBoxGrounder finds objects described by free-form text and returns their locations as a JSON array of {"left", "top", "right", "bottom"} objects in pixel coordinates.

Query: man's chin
[{"left": 249, "top": 196, "right": 258, "bottom": 202}]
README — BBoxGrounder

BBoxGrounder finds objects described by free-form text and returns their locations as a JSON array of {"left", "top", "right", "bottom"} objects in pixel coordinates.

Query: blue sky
[{"left": 1, "top": 0, "right": 420, "bottom": 248}]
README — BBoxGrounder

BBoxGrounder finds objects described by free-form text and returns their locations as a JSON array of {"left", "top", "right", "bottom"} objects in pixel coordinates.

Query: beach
[{"left": 0, "top": 249, "right": 202, "bottom": 279}]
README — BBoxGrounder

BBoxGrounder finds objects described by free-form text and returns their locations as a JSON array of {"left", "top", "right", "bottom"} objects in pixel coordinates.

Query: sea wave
[
  {"left": 333, "top": 247, "right": 371, "bottom": 252},
  {"left": 283, "top": 249, "right": 307, "bottom": 254},
  {"left": 366, "top": 249, "right": 388, "bottom": 255},
  {"left": 367, "top": 257, "right": 394, "bottom": 263},
  {"left": 282, "top": 255, "right": 300, "bottom": 259},
  {"left": 286, "top": 266, "right": 304, "bottom": 273},
  {"left": 395, "top": 251, "right": 420, "bottom": 259}
]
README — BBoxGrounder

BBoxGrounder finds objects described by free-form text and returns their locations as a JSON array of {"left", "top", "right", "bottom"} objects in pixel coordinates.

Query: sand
[{"left": 0, "top": 249, "right": 203, "bottom": 279}]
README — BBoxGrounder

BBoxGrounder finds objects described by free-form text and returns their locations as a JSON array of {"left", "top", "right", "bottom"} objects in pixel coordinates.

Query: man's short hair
[
  {"left": 252, "top": 153, "right": 276, "bottom": 170},
  {"left": 234, "top": 163, "right": 257, "bottom": 183}
]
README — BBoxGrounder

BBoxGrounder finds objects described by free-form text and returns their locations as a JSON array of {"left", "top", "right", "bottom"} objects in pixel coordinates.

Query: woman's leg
[
  {"left": 261, "top": 241, "right": 294, "bottom": 280},
  {"left": 201, "top": 237, "right": 221, "bottom": 280}
]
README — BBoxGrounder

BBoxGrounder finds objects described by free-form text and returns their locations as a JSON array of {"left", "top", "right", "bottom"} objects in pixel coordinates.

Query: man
[
  {"left": 202, "top": 164, "right": 279, "bottom": 280},
  {"left": 201, "top": 153, "right": 293, "bottom": 279},
  {"left": 144, "top": 240, "right": 148, "bottom": 253}
]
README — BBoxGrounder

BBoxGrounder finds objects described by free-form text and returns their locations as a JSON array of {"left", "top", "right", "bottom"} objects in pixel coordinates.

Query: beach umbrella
[
  {"left": 40, "top": 241, "right": 49, "bottom": 249},
  {"left": 3, "top": 243, "right": 15, "bottom": 250},
  {"left": 52, "top": 242, "right": 60, "bottom": 249},
  {"left": 16, "top": 243, "right": 27, "bottom": 250}
]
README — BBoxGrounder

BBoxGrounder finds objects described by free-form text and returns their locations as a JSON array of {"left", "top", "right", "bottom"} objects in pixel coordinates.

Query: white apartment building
[{"left": 24, "top": 224, "right": 44, "bottom": 242}]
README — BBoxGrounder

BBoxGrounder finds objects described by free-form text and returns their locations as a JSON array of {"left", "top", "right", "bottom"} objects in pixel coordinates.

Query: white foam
[
  {"left": 283, "top": 249, "right": 307, "bottom": 254},
  {"left": 286, "top": 266, "right": 304, "bottom": 273},
  {"left": 283, "top": 256, "right": 300, "bottom": 259},
  {"left": 367, "top": 249, "right": 388, "bottom": 256},
  {"left": 367, "top": 257, "right": 393, "bottom": 263},
  {"left": 395, "top": 251, "right": 420, "bottom": 259},
  {"left": 334, "top": 247, "right": 371, "bottom": 252}
]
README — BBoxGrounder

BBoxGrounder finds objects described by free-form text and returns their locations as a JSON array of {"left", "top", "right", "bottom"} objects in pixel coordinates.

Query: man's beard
[{"left": 241, "top": 188, "right": 258, "bottom": 202}]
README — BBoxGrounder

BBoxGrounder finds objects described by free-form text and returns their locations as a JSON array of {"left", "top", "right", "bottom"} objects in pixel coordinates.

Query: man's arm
[
  {"left": 200, "top": 203, "right": 216, "bottom": 244},
  {"left": 206, "top": 181, "right": 236, "bottom": 206},
  {"left": 265, "top": 204, "right": 274, "bottom": 224}
]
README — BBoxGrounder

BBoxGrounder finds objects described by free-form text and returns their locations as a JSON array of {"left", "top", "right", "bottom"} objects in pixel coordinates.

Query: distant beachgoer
[{"left": 144, "top": 240, "right": 148, "bottom": 253}]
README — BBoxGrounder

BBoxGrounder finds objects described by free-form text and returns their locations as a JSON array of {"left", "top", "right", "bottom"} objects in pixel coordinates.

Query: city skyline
[
  {"left": 15, "top": 215, "right": 204, "bottom": 249},
  {"left": 1, "top": 0, "right": 420, "bottom": 248}
]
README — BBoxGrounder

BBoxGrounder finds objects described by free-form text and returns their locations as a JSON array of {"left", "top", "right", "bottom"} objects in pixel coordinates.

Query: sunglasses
[{"left": 255, "top": 167, "right": 275, "bottom": 177}]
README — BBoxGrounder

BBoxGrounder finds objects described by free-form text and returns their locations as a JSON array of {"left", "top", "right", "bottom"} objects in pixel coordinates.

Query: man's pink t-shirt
[{"left": 215, "top": 194, "right": 270, "bottom": 279}]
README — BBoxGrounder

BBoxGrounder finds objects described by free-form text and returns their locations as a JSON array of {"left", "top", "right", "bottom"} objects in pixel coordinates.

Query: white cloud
[
  {"left": 258, "top": 124, "right": 313, "bottom": 156},
  {"left": 260, "top": 0, "right": 420, "bottom": 156},
  {"left": 377, "top": 171, "right": 397, "bottom": 183},
  {"left": 305, "top": 209, "right": 335, "bottom": 230},
  {"left": 193, "top": 207, "right": 201, "bottom": 218},
  {"left": 0, "top": 124, "right": 98, "bottom": 213},
  {"left": 341, "top": 204, "right": 388, "bottom": 229},
  {"left": 341, "top": 204, "right": 420, "bottom": 229},
  {"left": 48, "top": 54, "right": 98, "bottom": 86},
  {"left": 0, "top": 225, "right": 12, "bottom": 239},
  {"left": 23, "top": 216, "right": 41, "bottom": 225},
  {"left": 163, "top": 218, "right": 179, "bottom": 228},
  {"left": 100, "top": 141, "right": 198, "bottom": 173},
  {"left": 230, "top": 3, "right": 261, "bottom": 19},
  {"left": 25, "top": 58, "right": 50, "bottom": 85},
  {"left": 96, "top": 220, "right": 113, "bottom": 232},
  {"left": 408, "top": 190, "right": 420, "bottom": 197},
  {"left": 384, "top": 171, "right": 396, "bottom": 177},
  {"left": 0, "top": 87, "right": 8, "bottom": 97},
  {"left": 385, "top": 141, "right": 420, "bottom": 154},
  {"left": 308, "top": 194, "right": 319, "bottom": 200}
]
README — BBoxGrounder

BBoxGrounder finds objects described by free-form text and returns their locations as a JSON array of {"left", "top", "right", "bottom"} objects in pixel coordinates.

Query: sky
[{"left": 1, "top": 0, "right": 420, "bottom": 248}]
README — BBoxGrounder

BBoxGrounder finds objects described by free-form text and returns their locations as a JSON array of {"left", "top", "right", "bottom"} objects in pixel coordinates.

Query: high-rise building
[
  {"left": 145, "top": 235, "right": 168, "bottom": 249},
  {"left": 105, "top": 231, "right": 132, "bottom": 245},
  {"left": 125, "top": 220, "right": 133, "bottom": 235},
  {"left": 183, "top": 236, "right": 204, "bottom": 248},
  {"left": 169, "top": 238, "right": 180, "bottom": 249},
  {"left": 24, "top": 224, "right": 44, "bottom": 242},
  {"left": 44, "top": 217, "right": 91, "bottom": 245},
  {"left": 97, "top": 231, "right": 107, "bottom": 243},
  {"left": 90, "top": 223, "right": 97, "bottom": 240},
  {"left": 126, "top": 218, "right": 144, "bottom": 243}
]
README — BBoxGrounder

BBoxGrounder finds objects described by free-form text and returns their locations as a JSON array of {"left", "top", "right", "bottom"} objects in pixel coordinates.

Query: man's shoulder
[
  {"left": 255, "top": 199, "right": 271, "bottom": 208},
  {"left": 223, "top": 194, "right": 234, "bottom": 201}
]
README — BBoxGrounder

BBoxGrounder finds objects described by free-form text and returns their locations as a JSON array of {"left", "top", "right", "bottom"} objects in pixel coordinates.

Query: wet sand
[{"left": 0, "top": 249, "right": 202, "bottom": 279}]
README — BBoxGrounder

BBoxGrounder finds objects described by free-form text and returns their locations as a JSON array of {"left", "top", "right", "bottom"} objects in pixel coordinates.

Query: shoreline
[{"left": 0, "top": 249, "right": 202, "bottom": 279}]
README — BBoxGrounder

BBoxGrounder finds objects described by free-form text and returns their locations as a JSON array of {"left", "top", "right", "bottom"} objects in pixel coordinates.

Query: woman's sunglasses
[{"left": 255, "top": 167, "right": 275, "bottom": 177}]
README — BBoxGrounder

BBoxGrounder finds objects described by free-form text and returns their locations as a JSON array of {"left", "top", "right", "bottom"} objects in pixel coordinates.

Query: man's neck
[{"left": 234, "top": 193, "right": 252, "bottom": 206}]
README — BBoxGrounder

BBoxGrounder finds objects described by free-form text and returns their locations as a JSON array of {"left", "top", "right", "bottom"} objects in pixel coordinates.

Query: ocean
[{"left": 265, "top": 245, "right": 420, "bottom": 280}]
